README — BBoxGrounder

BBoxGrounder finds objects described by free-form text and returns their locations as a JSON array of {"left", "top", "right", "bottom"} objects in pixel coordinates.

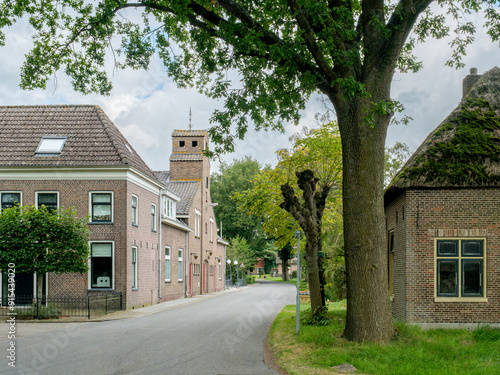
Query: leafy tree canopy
[
  {"left": 0, "top": 205, "right": 90, "bottom": 275},
  {"left": 1, "top": 1, "right": 498, "bottom": 153},
  {"left": 211, "top": 156, "right": 269, "bottom": 255}
]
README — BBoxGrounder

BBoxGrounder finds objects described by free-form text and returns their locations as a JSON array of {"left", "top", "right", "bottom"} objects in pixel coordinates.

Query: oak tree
[{"left": 1, "top": 0, "right": 498, "bottom": 341}]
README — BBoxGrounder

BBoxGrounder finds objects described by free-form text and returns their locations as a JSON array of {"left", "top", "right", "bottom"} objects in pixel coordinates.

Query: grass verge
[{"left": 268, "top": 302, "right": 500, "bottom": 375}]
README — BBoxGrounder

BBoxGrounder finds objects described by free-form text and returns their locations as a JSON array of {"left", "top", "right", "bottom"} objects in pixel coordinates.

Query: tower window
[
  {"left": 179, "top": 141, "right": 185, "bottom": 147},
  {"left": 192, "top": 141, "right": 198, "bottom": 147}
]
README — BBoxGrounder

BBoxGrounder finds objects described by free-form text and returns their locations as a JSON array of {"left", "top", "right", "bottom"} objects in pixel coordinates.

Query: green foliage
[
  {"left": 384, "top": 142, "right": 411, "bottom": 187},
  {"left": 0, "top": 205, "right": 90, "bottom": 275},
  {"left": 211, "top": 156, "right": 270, "bottom": 256},
  {"left": 226, "top": 235, "right": 255, "bottom": 270},
  {"left": 238, "top": 122, "right": 342, "bottom": 249},
  {"left": 1, "top": 0, "right": 496, "bottom": 153},
  {"left": 300, "top": 305, "right": 331, "bottom": 326}
]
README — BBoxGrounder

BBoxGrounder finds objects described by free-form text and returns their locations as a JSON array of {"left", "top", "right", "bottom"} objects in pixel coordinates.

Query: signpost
[{"left": 295, "top": 230, "right": 301, "bottom": 335}]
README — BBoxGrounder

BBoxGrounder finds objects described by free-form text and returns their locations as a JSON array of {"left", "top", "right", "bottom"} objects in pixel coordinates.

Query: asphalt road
[{"left": 0, "top": 281, "right": 295, "bottom": 375}]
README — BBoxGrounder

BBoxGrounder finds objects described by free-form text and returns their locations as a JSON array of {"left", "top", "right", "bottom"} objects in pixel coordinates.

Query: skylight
[{"left": 36, "top": 137, "right": 67, "bottom": 154}]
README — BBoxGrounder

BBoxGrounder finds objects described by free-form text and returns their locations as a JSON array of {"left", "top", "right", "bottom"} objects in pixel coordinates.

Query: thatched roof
[{"left": 385, "top": 66, "right": 500, "bottom": 203}]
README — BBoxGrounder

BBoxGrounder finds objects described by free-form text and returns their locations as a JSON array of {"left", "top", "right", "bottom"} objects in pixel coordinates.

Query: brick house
[
  {"left": 0, "top": 105, "right": 226, "bottom": 309},
  {"left": 384, "top": 67, "right": 500, "bottom": 327},
  {"left": 155, "top": 130, "right": 227, "bottom": 298}
]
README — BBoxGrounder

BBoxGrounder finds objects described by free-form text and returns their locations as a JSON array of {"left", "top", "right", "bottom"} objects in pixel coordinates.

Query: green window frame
[{"left": 436, "top": 239, "right": 485, "bottom": 298}]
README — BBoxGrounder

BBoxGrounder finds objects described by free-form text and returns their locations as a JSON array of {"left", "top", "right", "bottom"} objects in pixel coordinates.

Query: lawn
[{"left": 268, "top": 302, "right": 500, "bottom": 375}]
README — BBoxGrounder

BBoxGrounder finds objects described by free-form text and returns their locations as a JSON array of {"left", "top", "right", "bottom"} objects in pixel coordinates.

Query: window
[
  {"left": 1, "top": 192, "right": 21, "bottom": 210},
  {"left": 219, "top": 262, "right": 222, "bottom": 280},
  {"left": 131, "top": 195, "right": 138, "bottom": 225},
  {"left": 178, "top": 249, "right": 183, "bottom": 281},
  {"left": 165, "top": 247, "right": 171, "bottom": 282},
  {"left": 193, "top": 264, "right": 201, "bottom": 276},
  {"left": 90, "top": 192, "right": 113, "bottom": 222},
  {"left": 36, "top": 137, "right": 67, "bottom": 154},
  {"left": 36, "top": 192, "right": 58, "bottom": 211},
  {"left": 194, "top": 209, "right": 201, "bottom": 238},
  {"left": 436, "top": 239, "right": 485, "bottom": 299},
  {"left": 179, "top": 141, "right": 185, "bottom": 147},
  {"left": 210, "top": 218, "right": 214, "bottom": 242},
  {"left": 151, "top": 204, "right": 157, "bottom": 231},
  {"left": 163, "top": 196, "right": 176, "bottom": 219},
  {"left": 192, "top": 141, "right": 198, "bottom": 147},
  {"left": 90, "top": 242, "right": 113, "bottom": 289},
  {"left": 132, "top": 247, "right": 138, "bottom": 289}
]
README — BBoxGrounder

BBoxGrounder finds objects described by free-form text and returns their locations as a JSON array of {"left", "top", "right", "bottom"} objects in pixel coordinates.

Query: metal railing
[{"left": 0, "top": 293, "right": 123, "bottom": 320}]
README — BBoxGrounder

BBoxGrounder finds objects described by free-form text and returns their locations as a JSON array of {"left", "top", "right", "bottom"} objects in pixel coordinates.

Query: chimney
[{"left": 462, "top": 68, "right": 481, "bottom": 98}]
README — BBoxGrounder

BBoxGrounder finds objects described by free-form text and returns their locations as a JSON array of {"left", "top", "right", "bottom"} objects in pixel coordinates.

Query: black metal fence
[{"left": 0, "top": 293, "right": 122, "bottom": 320}]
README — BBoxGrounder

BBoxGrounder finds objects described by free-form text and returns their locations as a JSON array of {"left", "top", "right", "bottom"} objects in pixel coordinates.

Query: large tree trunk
[{"left": 336, "top": 94, "right": 394, "bottom": 342}]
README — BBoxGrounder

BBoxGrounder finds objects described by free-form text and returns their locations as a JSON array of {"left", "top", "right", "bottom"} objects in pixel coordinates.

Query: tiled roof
[
  {"left": 153, "top": 171, "right": 170, "bottom": 184},
  {"left": 172, "top": 129, "right": 207, "bottom": 137},
  {"left": 163, "top": 181, "right": 200, "bottom": 215},
  {"left": 0, "top": 105, "right": 158, "bottom": 180},
  {"left": 170, "top": 153, "right": 203, "bottom": 162}
]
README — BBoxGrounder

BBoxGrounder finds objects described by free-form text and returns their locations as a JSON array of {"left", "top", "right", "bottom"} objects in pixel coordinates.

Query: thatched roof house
[
  {"left": 386, "top": 67, "right": 500, "bottom": 204},
  {"left": 384, "top": 67, "right": 500, "bottom": 328}
]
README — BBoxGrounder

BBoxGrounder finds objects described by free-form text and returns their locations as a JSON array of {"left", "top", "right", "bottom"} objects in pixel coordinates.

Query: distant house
[
  {"left": 0, "top": 105, "right": 226, "bottom": 309},
  {"left": 384, "top": 67, "right": 500, "bottom": 327}
]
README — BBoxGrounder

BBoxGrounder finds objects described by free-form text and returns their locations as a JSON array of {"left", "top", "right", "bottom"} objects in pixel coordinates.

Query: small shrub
[
  {"left": 246, "top": 275, "right": 256, "bottom": 284},
  {"left": 300, "top": 306, "right": 331, "bottom": 326}
]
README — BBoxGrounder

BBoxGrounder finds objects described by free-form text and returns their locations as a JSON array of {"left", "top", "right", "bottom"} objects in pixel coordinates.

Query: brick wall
[
  {"left": 385, "top": 191, "right": 407, "bottom": 321},
  {"left": 126, "top": 182, "right": 161, "bottom": 309},
  {"left": 161, "top": 223, "right": 189, "bottom": 301},
  {"left": 0, "top": 178, "right": 162, "bottom": 309},
  {"left": 386, "top": 188, "right": 500, "bottom": 324}
]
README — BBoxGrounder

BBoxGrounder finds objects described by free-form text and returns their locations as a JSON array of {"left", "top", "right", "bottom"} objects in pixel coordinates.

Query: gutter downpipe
[
  {"left": 185, "top": 231, "right": 189, "bottom": 298},
  {"left": 158, "top": 193, "right": 162, "bottom": 301}
]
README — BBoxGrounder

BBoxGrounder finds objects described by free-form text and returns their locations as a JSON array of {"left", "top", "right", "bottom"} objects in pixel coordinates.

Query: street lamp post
[
  {"left": 227, "top": 259, "right": 232, "bottom": 286},
  {"left": 234, "top": 260, "right": 238, "bottom": 285}
]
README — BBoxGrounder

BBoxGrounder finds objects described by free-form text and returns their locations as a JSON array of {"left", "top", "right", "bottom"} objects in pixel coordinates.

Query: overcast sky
[{"left": 0, "top": 9, "right": 499, "bottom": 174}]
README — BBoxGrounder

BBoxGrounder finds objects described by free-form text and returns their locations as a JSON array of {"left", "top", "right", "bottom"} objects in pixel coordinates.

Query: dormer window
[{"left": 36, "top": 137, "right": 67, "bottom": 154}]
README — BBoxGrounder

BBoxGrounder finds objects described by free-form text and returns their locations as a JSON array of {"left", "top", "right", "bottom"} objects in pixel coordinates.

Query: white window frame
[
  {"left": 88, "top": 241, "right": 115, "bottom": 290},
  {"left": 219, "top": 261, "right": 222, "bottom": 280},
  {"left": 132, "top": 246, "right": 138, "bottom": 290},
  {"left": 35, "top": 191, "right": 59, "bottom": 210},
  {"left": 178, "top": 249, "right": 184, "bottom": 281},
  {"left": 36, "top": 136, "right": 67, "bottom": 154},
  {"left": 210, "top": 218, "right": 214, "bottom": 242},
  {"left": 132, "top": 194, "right": 138, "bottom": 226},
  {"left": 151, "top": 203, "right": 157, "bottom": 231},
  {"left": 0, "top": 191, "right": 22, "bottom": 211},
  {"left": 89, "top": 191, "right": 114, "bottom": 223},
  {"left": 195, "top": 209, "right": 201, "bottom": 238},
  {"left": 165, "top": 246, "right": 171, "bottom": 282}
]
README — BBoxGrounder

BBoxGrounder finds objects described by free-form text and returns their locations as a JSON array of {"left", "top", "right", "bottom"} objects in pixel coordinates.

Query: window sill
[
  {"left": 88, "top": 288, "right": 114, "bottom": 291},
  {"left": 152, "top": 229, "right": 157, "bottom": 233},
  {"left": 132, "top": 288, "right": 139, "bottom": 291},
  {"left": 132, "top": 223, "right": 139, "bottom": 227},
  {"left": 89, "top": 222, "right": 114, "bottom": 225},
  {"left": 165, "top": 280, "right": 171, "bottom": 283},
  {"left": 435, "top": 297, "right": 488, "bottom": 303}
]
